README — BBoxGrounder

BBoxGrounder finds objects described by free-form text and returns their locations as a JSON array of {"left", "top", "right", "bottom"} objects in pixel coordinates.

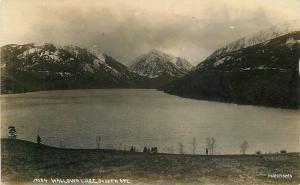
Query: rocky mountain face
[
  {"left": 130, "top": 49, "right": 193, "bottom": 78},
  {"left": 129, "top": 49, "right": 193, "bottom": 86},
  {"left": 161, "top": 31, "right": 300, "bottom": 109},
  {"left": 204, "top": 21, "right": 300, "bottom": 65},
  {"left": 175, "top": 57, "right": 194, "bottom": 71},
  {"left": 1, "top": 43, "right": 141, "bottom": 93}
]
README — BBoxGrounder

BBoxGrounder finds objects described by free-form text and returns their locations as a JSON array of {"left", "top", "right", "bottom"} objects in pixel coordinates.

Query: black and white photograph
[{"left": 1, "top": 0, "right": 300, "bottom": 184}]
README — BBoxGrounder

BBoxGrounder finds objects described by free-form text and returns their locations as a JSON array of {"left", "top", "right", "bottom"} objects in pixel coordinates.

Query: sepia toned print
[{"left": 1, "top": 0, "right": 300, "bottom": 184}]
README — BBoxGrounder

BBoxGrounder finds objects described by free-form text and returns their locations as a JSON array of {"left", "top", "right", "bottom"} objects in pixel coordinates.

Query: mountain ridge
[
  {"left": 202, "top": 21, "right": 300, "bottom": 66},
  {"left": 130, "top": 49, "right": 193, "bottom": 78},
  {"left": 0, "top": 43, "right": 145, "bottom": 93},
  {"left": 161, "top": 31, "right": 300, "bottom": 109}
]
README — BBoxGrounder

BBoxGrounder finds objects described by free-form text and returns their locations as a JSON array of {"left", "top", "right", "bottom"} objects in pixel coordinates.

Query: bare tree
[
  {"left": 211, "top": 137, "right": 216, "bottom": 155},
  {"left": 192, "top": 137, "right": 196, "bottom": 154},
  {"left": 59, "top": 141, "right": 65, "bottom": 148},
  {"left": 178, "top": 142, "right": 184, "bottom": 154},
  {"left": 240, "top": 140, "right": 249, "bottom": 154},
  {"left": 206, "top": 137, "right": 217, "bottom": 155},
  {"left": 166, "top": 145, "right": 174, "bottom": 154},
  {"left": 206, "top": 137, "right": 211, "bottom": 155},
  {"left": 96, "top": 136, "right": 101, "bottom": 149}
]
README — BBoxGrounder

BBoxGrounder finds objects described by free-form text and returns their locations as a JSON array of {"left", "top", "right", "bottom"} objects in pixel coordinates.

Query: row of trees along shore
[{"left": 7, "top": 126, "right": 288, "bottom": 155}]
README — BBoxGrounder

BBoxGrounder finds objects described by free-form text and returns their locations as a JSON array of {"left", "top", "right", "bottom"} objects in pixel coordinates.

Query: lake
[{"left": 1, "top": 89, "right": 299, "bottom": 154}]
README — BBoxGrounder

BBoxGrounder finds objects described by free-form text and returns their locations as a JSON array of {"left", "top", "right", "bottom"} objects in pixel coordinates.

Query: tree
[
  {"left": 130, "top": 146, "right": 136, "bottom": 152},
  {"left": 211, "top": 137, "right": 216, "bottom": 155},
  {"left": 8, "top": 126, "right": 17, "bottom": 139},
  {"left": 59, "top": 141, "right": 65, "bottom": 148},
  {"left": 151, "top": 147, "right": 158, "bottom": 154},
  {"left": 37, "top": 135, "right": 42, "bottom": 145},
  {"left": 171, "top": 146, "right": 174, "bottom": 154},
  {"left": 96, "top": 136, "right": 101, "bottom": 149},
  {"left": 143, "top": 146, "right": 148, "bottom": 153},
  {"left": 206, "top": 137, "right": 212, "bottom": 155},
  {"left": 240, "top": 140, "right": 249, "bottom": 154},
  {"left": 206, "top": 137, "right": 217, "bottom": 155},
  {"left": 192, "top": 137, "right": 196, "bottom": 154},
  {"left": 280, "top": 150, "right": 287, "bottom": 154},
  {"left": 178, "top": 142, "right": 184, "bottom": 154}
]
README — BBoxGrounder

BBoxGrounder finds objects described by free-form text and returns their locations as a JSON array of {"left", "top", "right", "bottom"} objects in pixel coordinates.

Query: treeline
[{"left": 6, "top": 126, "right": 290, "bottom": 155}]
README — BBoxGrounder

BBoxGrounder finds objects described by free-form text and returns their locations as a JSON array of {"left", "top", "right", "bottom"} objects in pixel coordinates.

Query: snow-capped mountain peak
[
  {"left": 175, "top": 57, "right": 194, "bottom": 71},
  {"left": 89, "top": 45, "right": 106, "bottom": 63},
  {"left": 1, "top": 43, "right": 136, "bottom": 89},
  {"left": 205, "top": 20, "right": 300, "bottom": 62},
  {"left": 130, "top": 49, "right": 193, "bottom": 78}
]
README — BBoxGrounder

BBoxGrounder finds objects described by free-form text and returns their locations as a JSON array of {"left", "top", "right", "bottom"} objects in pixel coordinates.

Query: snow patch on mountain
[
  {"left": 207, "top": 21, "right": 300, "bottom": 61},
  {"left": 285, "top": 37, "right": 300, "bottom": 48},
  {"left": 88, "top": 45, "right": 128, "bottom": 78},
  {"left": 2, "top": 43, "right": 136, "bottom": 82},
  {"left": 175, "top": 57, "right": 194, "bottom": 71},
  {"left": 213, "top": 59, "right": 225, "bottom": 67},
  {"left": 47, "top": 51, "right": 61, "bottom": 61},
  {"left": 89, "top": 46, "right": 106, "bottom": 63},
  {"left": 83, "top": 64, "right": 95, "bottom": 73},
  {"left": 130, "top": 49, "right": 193, "bottom": 78}
]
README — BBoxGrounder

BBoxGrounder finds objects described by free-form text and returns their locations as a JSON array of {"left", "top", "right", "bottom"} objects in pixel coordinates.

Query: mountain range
[
  {"left": 0, "top": 44, "right": 191, "bottom": 93},
  {"left": 1, "top": 43, "right": 140, "bottom": 93},
  {"left": 1, "top": 25, "right": 299, "bottom": 109},
  {"left": 161, "top": 31, "right": 300, "bottom": 109}
]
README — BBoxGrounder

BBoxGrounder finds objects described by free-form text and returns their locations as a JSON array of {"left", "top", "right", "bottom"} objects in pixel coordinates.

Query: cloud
[{"left": 1, "top": 0, "right": 300, "bottom": 65}]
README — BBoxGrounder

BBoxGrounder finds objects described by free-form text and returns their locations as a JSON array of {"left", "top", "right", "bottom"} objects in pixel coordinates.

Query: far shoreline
[{"left": 1, "top": 88, "right": 299, "bottom": 110}]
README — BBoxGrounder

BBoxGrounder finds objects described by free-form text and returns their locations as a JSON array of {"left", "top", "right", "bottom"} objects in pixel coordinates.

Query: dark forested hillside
[{"left": 161, "top": 32, "right": 300, "bottom": 109}]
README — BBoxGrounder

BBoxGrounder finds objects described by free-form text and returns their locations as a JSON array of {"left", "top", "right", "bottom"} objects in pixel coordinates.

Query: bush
[
  {"left": 255, "top": 151, "right": 261, "bottom": 155},
  {"left": 280, "top": 150, "right": 287, "bottom": 154}
]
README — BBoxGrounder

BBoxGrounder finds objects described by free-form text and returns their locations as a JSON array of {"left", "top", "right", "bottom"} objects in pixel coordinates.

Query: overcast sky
[{"left": 1, "top": 0, "right": 300, "bottom": 65}]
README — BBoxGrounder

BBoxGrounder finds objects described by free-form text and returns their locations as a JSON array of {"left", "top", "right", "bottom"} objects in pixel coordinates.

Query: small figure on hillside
[
  {"left": 206, "top": 147, "right": 208, "bottom": 155},
  {"left": 37, "top": 135, "right": 41, "bottom": 145}
]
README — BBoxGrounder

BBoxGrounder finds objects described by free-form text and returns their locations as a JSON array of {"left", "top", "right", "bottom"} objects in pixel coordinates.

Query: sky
[{"left": 1, "top": 0, "right": 300, "bottom": 65}]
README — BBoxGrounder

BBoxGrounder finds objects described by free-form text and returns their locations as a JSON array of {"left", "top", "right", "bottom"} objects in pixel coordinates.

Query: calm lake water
[{"left": 1, "top": 89, "right": 299, "bottom": 154}]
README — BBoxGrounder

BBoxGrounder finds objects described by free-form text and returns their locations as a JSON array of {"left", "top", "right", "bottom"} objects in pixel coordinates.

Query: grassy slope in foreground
[{"left": 1, "top": 139, "right": 300, "bottom": 185}]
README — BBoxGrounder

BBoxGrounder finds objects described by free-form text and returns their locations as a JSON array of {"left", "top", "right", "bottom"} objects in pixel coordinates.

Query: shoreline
[
  {"left": 1, "top": 88, "right": 299, "bottom": 110},
  {"left": 2, "top": 139, "right": 299, "bottom": 185}
]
